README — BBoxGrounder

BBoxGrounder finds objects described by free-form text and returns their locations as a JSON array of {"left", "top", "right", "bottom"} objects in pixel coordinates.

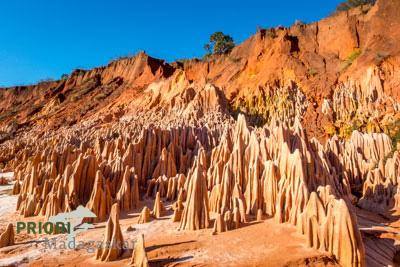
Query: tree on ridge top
[{"left": 204, "top": 32, "right": 235, "bottom": 56}]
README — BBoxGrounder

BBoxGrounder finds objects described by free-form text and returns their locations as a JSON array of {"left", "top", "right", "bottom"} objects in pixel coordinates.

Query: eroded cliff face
[
  {"left": 0, "top": 0, "right": 400, "bottom": 266},
  {"left": 0, "top": 0, "right": 399, "bottom": 143}
]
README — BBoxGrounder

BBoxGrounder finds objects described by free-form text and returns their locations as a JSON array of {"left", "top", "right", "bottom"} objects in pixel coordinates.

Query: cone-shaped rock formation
[
  {"left": 96, "top": 203, "right": 124, "bottom": 262},
  {"left": 129, "top": 234, "right": 149, "bottom": 267},
  {"left": 179, "top": 148, "right": 210, "bottom": 230},
  {"left": 138, "top": 206, "right": 151, "bottom": 224},
  {"left": 0, "top": 224, "right": 14, "bottom": 248}
]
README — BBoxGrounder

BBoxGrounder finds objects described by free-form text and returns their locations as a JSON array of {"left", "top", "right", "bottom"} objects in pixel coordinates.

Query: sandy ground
[
  {"left": 2, "top": 192, "right": 398, "bottom": 266},
  {"left": 0, "top": 173, "right": 337, "bottom": 267},
  {"left": 0, "top": 194, "right": 339, "bottom": 267}
]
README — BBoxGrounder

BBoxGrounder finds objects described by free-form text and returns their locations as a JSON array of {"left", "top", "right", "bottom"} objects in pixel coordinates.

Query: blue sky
[{"left": 0, "top": 0, "right": 343, "bottom": 87}]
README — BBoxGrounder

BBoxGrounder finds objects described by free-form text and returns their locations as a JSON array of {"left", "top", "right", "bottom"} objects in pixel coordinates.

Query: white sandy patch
[
  {"left": 0, "top": 249, "right": 41, "bottom": 267},
  {"left": 0, "top": 172, "right": 14, "bottom": 180},
  {"left": 0, "top": 193, "right": 17, "bottom": 218},
  {"left": 0, "top": 173, "right": 17, "bottom": 221},
  {"left": 0, "top": 182, "right": 16, "bottom": 215}
]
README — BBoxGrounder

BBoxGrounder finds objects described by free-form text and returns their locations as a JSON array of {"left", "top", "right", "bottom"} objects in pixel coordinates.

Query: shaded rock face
[{"left": 326, "top": 130, "right": 400, "bottom": 214}]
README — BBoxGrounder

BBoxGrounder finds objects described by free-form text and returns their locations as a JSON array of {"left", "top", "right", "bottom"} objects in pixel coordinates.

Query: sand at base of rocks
[{"left": 18, "top": 201, "right": 338, "bottom": 267}]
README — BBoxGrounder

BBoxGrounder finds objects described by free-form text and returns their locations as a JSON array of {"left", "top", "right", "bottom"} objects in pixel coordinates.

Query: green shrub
[
  {"left": 307, "top": 68, "right": 318, "bottom": 77},
  {"left": 266, "top": 28, "right": 278, "bottom": 39},
  {"left": 340, "top": 49, "right": 361, "bottom": 71},
  {"left": 325, "top": 125, "right": 337, "bottom": 137},
  {"left": 204, "top": 32, "right": 235, "bottom": 56},
  {"left": 348, "top": 49, "right": 362, "bottom": 62},
  {"left": 336, "top": 0, "right": 376, "bottom": 11},
  {"left": 229, "top": 56, "right": 241, "bottom": 63},
  {"left": 382, "top": 120, "right": 400, "bottom": 163},
  {"left": 338, "top": 123, "right": 358, "bottom": 139},
  {"left": 389, "top": 120, "right": 400, "bottom": 149},
  {"left": 94, "top": 93, "right": 107, "bottom": 101}
]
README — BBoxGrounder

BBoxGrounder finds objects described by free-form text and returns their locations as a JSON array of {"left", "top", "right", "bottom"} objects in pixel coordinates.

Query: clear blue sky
[{"left": 0, "top": 0, "right": 343, "bottom": 87}]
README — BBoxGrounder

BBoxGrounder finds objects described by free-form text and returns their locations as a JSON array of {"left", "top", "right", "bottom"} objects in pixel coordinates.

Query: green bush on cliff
[
  {"left": 336, "top": 0, "right": 376, "bottom": 11},
  {"left": 347, "top": 49, "right": 362, "bottom": 62},
  {"left": 389, "top": 120, "right": 400, "bottom": 150},
  {"left": 340, "top": 49, "right": 362, "bottom": 71},
  {"left": 381, "top": 120, "right": 400, "bottom": 163},
  {"left": 338, "top": 123, "right": 359, "bottom": 139},
  {"left": 325, "top": 125, "right": 337, "bottom": 137},
  {"left": 93, "top": 93, "right": 107, "bottom": 101},
  {"left": 307, "top": 68, "right": 318, "bottom": 77}
]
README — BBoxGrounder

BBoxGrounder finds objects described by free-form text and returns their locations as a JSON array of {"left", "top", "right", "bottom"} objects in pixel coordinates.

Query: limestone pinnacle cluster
[{"left": 3, "top": 107, "right": 399, "bottom": 266}]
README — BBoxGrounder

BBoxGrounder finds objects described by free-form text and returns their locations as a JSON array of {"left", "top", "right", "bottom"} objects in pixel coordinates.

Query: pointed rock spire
[
  {"left": 129, "top": 234, "right": 149, "bottom": 267},
  {"left": 138, "top": 206, "right": 151, "bottom": 224},
  {"left": 152, "top": 192, "right": 165, "bottom": 219},
  {"left": 95, "top": 203, "right": 124, "bottom": 262},
  {"left": 0, "top": 224, "right": 14, "bottom": 248},
  {"left": 179, "top": 149, "right": 210, "bottom": 230},
  {"left": 86, "top": 171, "right": 113, "bottom": 222}
]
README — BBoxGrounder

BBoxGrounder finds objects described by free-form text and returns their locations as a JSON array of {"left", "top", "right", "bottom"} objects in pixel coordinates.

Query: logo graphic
[
  {"left": 48, "top": 205, "right": 96, "bottom": 242},
  {"left": 16, "top": 206, "right": 133, "bottom": 252}
]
